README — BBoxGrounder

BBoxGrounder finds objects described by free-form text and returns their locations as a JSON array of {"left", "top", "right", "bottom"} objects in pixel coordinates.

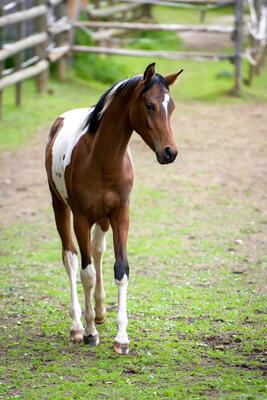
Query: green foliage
[
  {"left": 129, "top": 30, "right": 183, "bottom": 51},
  {"left": 73, "top": 28, "right": 129, "bottom": 83}
]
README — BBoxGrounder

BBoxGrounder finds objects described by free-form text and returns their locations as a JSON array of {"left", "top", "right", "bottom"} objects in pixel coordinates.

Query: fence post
[
  {"left": 233, "top": 0, "right": 244, "bottom": 94},
  {"left": 56, "top": 0, "right": 67, "bottom": 81},
  {"left": 15, "top": 0, "right": 25, "bottom": 106},
  {"left": 94, "top": 0, "right": 100, "bottom": 9},
  {"left": 36, "top": 0, "right": 48, "bottom": 93},
  {"left": 143, "top": 4, "right": 152, "bottom": 19},
  {"left": 253, "top": 0, "right": 267, "bottom": 76}
]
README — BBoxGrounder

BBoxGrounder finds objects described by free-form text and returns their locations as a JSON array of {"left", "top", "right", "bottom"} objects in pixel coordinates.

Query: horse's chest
[{"left": 71, "top": 188, "right": 121, "bottom": 222}]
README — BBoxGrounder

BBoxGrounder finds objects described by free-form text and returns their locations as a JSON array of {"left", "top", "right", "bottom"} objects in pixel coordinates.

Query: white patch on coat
[
  {"left": 162, "top": 93, "right": 170, "bottom": 117},
  {"left": 63, "top": 250, "right": 83, "bottom": 332},
  {"left": 51, "top": 108, "right": 93, "bottom": 202},
  {"left": 114, "top": 274, "right": 129, "bottom": 345}
]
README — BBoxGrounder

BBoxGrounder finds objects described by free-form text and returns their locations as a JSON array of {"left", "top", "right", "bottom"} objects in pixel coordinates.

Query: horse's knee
[
  {"left": 80, "top": 264, "right": 96, "bottom": 290},
  {"left": 114, "top": 260, "right": 129, "bottom": 281},
  {"left": 62, "top": 250, "right": 78, "bottom": 278}
]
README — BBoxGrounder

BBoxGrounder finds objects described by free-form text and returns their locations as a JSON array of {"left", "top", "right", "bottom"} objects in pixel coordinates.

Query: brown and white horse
[{"left": 45, "top": 63, "right": 182, "bottom": 355}]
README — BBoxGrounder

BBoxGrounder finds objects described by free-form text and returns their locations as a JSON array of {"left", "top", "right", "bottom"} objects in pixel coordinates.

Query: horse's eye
[{"left": 146, "top": 103, "right": 155, "bottom": 111}]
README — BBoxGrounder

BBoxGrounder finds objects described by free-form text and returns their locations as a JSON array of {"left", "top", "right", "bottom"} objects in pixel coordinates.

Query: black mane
[{"left": 83, "top": 73, "right": 168, "bottom": 134}]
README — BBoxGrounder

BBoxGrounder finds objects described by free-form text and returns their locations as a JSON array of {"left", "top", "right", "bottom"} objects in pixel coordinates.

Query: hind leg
[
  {"left": 50, "top": 190, "right": 84, "bottom": 343},
  {"left": 73, "top": 213, "right": 99, "bottom": 346},
  {"left": 92, "top": 221, "right": 109, "bottom": 324}
]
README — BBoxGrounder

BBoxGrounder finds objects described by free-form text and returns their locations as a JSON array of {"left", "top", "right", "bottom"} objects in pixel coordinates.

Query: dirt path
[
  {"left": 0, "top": 127, "right": 50, "bottom": 229},
  {"left": 0, "top": 102, "right": 267, "bottom": 238},
  {"left": 179, "top": 16, "right": 234, "bottom": 51}
]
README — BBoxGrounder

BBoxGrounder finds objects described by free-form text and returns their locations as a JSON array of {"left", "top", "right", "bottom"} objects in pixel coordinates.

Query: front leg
[{"left": 110, "top": 204, "right": 130, "bottom": 355}]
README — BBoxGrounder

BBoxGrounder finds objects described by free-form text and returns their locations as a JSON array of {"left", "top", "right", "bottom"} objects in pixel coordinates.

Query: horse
[{"left": 45, "top": 62, "right": 182, "bottom": 355}]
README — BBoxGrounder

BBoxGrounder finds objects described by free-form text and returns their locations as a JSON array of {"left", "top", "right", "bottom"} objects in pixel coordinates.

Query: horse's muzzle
[{"left": 156, "top": 147, "right": 178, "bottom": 164}]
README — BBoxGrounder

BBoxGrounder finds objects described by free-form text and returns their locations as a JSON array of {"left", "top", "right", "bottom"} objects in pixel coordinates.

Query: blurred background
[{"left": 0, "top": 0, "right": 266, "bottom": 116}]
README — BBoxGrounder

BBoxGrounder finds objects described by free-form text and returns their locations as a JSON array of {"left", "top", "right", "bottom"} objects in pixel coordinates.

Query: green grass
[
  {"left": 153, "top": 4, "right": 234, "bottom": 25},
  {"left": 0, "top": 78, "right": 106, "bottom": 152},
  {"left": 0, "top": 163, "right": 266, "bottom": 399}
]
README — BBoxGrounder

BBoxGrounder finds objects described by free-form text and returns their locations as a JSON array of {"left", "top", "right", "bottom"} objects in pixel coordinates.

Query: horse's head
[{"left": 130, "top": 63, "right": 183, "bottom": 164}]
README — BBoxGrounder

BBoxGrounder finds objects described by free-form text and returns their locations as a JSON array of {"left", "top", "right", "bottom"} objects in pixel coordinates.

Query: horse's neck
[{"left": 90, "top": 98, "right": 133, "bottom": 169}]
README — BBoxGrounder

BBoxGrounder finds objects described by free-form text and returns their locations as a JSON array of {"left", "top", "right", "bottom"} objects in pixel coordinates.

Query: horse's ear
[
  {"left": 165, "top": 69, "right": 183, "bottom": 86},
  {"left": 143, "top": 62, "right": 156, "bottom": 82}
]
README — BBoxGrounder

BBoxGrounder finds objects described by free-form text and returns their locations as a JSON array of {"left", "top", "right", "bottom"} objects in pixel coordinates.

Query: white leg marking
[
  {"left": 92, "top": 225, "right": 106, "bottom": 322},
  {"left": 114, "top": 274, "right": 129, "bottom": 345},
  {"left": 80, "top": 264, "right": 98, "bottom": 337},
  {"left": 63, "top": 251, "right": 83, "bottom": 333},
  {"left": 162, "top": 93, "right": 170, "bottom": 117}
]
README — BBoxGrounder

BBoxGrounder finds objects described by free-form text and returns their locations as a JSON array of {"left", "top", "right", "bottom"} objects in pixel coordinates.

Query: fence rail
[
  {"left": 0, "top": 5, "right": 47, "bottom": 28},
  {"left": 0, "top": 32, "right": 48, "bottom": 62},
  {"left": 73, "top": 20, "right": 234, "bottom": 34},
  {"left": 72, "top": 44, "right": 233, "bottom": 61},
  {"left": 0, "top": 59, "right": 49, "bottom": 90}
]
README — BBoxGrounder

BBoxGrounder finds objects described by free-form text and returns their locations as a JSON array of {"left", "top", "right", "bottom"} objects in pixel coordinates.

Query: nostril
[{"left": 164, "top": 147, "right": 173, "bottom": 160}]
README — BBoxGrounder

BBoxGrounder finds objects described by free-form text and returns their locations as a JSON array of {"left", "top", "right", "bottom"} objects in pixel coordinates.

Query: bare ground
[
  {"left": 0, "top": 102, "right": 266, "bottom": 231},
  {"left": 179, "top": 32, "right": 232, "bottom": 51},
  {"left": 178, "top": 15, "right": 234, "bottom": 51},
  {"left": 0, "top": 101, "right": 266, "bottom": 398}
]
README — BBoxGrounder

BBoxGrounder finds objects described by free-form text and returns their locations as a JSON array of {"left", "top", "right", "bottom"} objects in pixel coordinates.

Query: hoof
[
  {"left": 70, "top": 329, "right": 84, "bottom": 343},
  {"left": 94, "top": 315, "right": 106, "bottom": 325},
  {"left": 83, "top": 334, "right": 100, "bottom": 346},
  {"left": 113, "top": 342, "right": 129, "bottom": 355}
]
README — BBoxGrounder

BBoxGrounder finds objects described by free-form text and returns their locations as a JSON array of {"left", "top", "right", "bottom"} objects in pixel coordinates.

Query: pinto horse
[{"left": 45, "top": 63, "right": 182, "bottom": 355}]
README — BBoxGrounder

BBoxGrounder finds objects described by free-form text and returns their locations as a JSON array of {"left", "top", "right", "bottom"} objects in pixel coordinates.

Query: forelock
[{"left": 141, "top": 73, "right": 169, "bottom": 94}]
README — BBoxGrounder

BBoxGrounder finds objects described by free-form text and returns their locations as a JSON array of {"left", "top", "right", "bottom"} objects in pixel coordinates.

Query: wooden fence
[
  {"left": 0, "top": 0, "right": 69, "bottom": 118},
  {"left": 72, "top": 0, "right": 246, "bottom": 93},
  {"left": 0, "top": 0, "right": 266, "bottom": 118},
  {"left": 72, "top": 0, "right": 267, "bottom": 94},
  {"left": 0, "top": 1, "right": 48, "bottom": 118}
]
